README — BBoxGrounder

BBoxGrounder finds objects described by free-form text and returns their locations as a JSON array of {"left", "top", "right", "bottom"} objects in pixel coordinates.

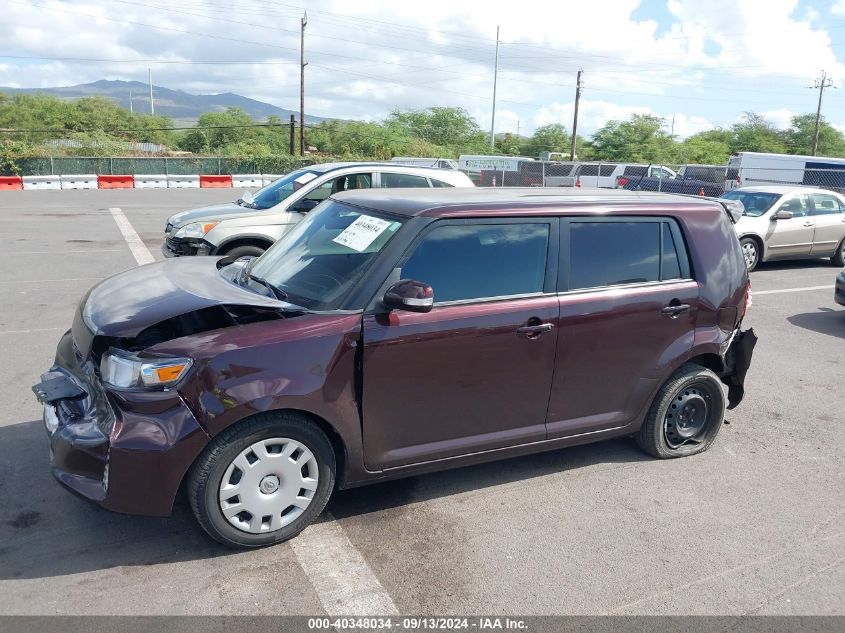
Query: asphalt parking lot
[{"left": 0, "top": 189, "right": 843, "bottom": 616}]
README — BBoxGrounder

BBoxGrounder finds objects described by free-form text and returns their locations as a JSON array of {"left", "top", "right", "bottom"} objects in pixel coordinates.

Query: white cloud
[
  {"left": 759, "top": 108, "right": 799, "bottom": 129},
  {"left": 0, "top": 0, "right": 842, "bottom": 139}
]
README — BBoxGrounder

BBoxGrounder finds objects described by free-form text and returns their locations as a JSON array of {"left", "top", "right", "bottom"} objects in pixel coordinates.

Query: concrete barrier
[
  {"left": 60, "top": 175, "right": 98, "bottom": 190},
  {"left": 98, "top": 175, "right": 134, "bottom": 189},
  {"left": 0, "top": 176, "right": 23, "bottom": 190},
  {"left": 134, "top": 174, "right": 168, "bottom": 189},
  {"left": 23, "top": 175, "right": 61, "bottom": 190},
  {"left": 232, "top": 174, "right": 263, "bottom": 189},
  {"left": 262, "top": 174, "right": 283, "bottom": 186},
  {"left": 200, "top": 174, "right": 233, "bottom": 188},
  {"left": 167, "top": 174, "right": 201, "bottom": 189}
]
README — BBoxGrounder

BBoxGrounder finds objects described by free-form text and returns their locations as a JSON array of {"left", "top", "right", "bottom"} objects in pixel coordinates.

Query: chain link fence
[
  {"left": 11, "top": 155, "right": 312, "bottom": 176},
  {"left": 471, "top": 160, "right": 845, "bottom": 197}
]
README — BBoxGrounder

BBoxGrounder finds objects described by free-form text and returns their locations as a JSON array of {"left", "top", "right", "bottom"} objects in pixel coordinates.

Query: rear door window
[
  {"left": 810, "top": 193, "right": 844, "bottom": 215},
  {"left": 400, "top": 223, "right": 550, "bottom": 303},
  {"left": 380, "top": 173, "right": 431, "bottom": 188},
  {"left": 568, "top": 220, "right": 688, "bottom": 290}
]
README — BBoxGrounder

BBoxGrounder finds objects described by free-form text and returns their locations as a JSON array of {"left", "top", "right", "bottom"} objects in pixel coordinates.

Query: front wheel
[
  {"left": 187, "top": 412, "right": 335, "bottom": 548},
  {"left": 740, "top": 237, "right": 760, "bottom": 271},
  {"left": 636, "top": 364, "right": 727, "bottom": 459}
]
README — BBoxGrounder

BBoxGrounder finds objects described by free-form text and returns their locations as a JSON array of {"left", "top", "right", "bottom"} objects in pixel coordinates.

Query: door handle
[
  {"left": 516, "top": 323, "right": 554, "bottom": 337},
  {"left": 803, "top": 221, "right": 814, "bottom": 227},
  {"left": 661, "top": 303, "right": 691, "bottom": 317}
]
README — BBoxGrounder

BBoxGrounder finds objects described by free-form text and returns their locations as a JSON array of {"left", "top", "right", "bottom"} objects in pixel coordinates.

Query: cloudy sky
[{"left": 3, "top": 0, "right": 845, "bottom": 137}]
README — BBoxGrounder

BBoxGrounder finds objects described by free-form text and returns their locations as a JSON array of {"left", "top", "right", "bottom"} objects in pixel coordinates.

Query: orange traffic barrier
[
  {"left": 698, "top": 187, "right": 705, "bottom": 196},
  {"left": 98, "top": 175, "right": 134, "bottom": 189},
  {"left": 0, "top": 176, "right": 23, "bottom": 190},
  {"left": 200, "top": 174, "right": 232, "bottom": 188}
]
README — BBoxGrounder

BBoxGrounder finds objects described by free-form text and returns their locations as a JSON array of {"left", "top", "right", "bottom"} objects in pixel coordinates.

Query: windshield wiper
[{"left": 248, "top": 273, "right": 289, "bottom": 301}]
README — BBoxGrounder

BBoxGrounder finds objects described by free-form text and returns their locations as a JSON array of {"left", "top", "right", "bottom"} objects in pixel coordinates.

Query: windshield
[
  {"left": 721, "top": 190, "right": 781, "bottom": 217},
  {"left": 247, "top": 169, "right": 320, "bottom": 210},
  {"left": 249, "top": 200, "right": 405, "bottom": 310}
]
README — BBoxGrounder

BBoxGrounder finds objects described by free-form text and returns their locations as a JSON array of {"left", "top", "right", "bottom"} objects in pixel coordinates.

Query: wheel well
[
  {"left": 175, "top": 408, "right": 349, "bottom": 512},
  {"left": 687, "top": 353, "right": 724, "bottom": 375},
  {"left": 215, "top": 237, "right": 273, "bottom": 255}
]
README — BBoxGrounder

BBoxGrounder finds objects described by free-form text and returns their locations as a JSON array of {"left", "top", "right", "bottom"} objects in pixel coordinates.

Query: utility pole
[
  {"left": 812, "top": 70, "right": 832, "bottom": 156},
  {"left": 148, "top": 67, "right": 154, "bottom": 115},
  {"left": 670, "top": 113, "right": 675, "bottom": 137},
  {"left": 570, "top": 70, "right": 582, "bottom": 161},
  {"left": 516, "top": 120, "right": 520, "bottom": 139},
  {"left": 490, "top": 25, "right": 500, "bottom": 149},
  {"left": 289, "top": 114, "right": 295, "bottom": 156},
  {"left": 300, "top": 11, "right": 308, "bottom": 156},
  {"left": 129, "top": 89, "right": 134, "bottom": 114}
]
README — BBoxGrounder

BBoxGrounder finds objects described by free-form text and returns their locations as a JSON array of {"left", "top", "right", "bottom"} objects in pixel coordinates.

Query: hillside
[{"left": 0, "top": 79, "right": 328, "bottom": 125}]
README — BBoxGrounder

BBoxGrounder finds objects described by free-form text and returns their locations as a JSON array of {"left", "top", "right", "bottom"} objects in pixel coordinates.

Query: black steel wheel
[{"left": 637, "top": 363, "right": 726, "bottom": 458}]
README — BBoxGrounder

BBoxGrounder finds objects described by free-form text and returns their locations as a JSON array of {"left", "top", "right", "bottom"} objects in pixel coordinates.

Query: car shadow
[
  {"left": 0, "top": 417, "right": 650, "bottom": 581},
  {"left": 787, "top": 306, "right": 845, "bottom": 339}
]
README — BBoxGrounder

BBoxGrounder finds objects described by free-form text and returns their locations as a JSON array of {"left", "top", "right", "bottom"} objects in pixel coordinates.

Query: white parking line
[
  {"left": 290, "top": 515, "right": 399, "bottom": 616},
  {"left": 0, "top": 327, "right": 63, "bottom": 336},
  {"left": 754, "top": 285, "right": 833, "bottom": 295},
  {"left": 109, "top": 207, "right": 154, "bottom": 266}
]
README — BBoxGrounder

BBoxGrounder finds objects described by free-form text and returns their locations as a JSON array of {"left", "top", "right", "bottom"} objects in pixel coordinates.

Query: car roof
[
  {"left": 331, "top": 187, "right": 724, "bottom": 218},
  {"left": 731, "top": 185, "right": 838, "bottom": 195},
  {"left": 306, "top": 161, "right": 460, "bottom": 174}
]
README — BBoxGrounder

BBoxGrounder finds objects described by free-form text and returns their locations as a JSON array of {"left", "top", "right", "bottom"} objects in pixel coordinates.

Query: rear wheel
[
  {"left": 187, "top": 412, "right": 335, "bottom": 548},
  {"left": 831, "top": 238, "right": 845, "bottom": 267},
  {"left": 636, "top": 364, "right": 726, "bottom": 459},
  {"left": 740, "top": 237, "right": 760, "bottom": 271}
]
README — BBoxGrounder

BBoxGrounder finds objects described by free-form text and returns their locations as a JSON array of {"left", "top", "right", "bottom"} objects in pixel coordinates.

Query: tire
[
  {"left": 739, "top": 237, "right": 760, "bottom": 271},
  {"left": 187, "top": 411, "right": 335, "bottom": 548},
  {"left": 831, "top": 238, "right": 845, "bottom": 267},
  {"left": 636, "top": 363, "right": 727, "bottom": 459},
  {"left": 221, "top": 244, "right": 267, "bottom": 259}
]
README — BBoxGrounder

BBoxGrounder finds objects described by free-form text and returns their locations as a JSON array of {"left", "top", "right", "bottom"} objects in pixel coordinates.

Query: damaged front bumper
[
  {"left": 162, "top": 235, "right": 213, "bottom": 257},
  {"left": 32, "top": 330, "right": 211, "bottom": 517},
  {"left": 721, "top": 327, "right": 758, "bottom": 410}
]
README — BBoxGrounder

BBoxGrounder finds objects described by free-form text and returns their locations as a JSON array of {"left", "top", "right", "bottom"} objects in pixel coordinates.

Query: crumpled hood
[
  {"left": 168, "top": 202, "right": 257, "bottom": 228},
  {"left": 74, "top": 257, "right": 284, "bottom": 356}
]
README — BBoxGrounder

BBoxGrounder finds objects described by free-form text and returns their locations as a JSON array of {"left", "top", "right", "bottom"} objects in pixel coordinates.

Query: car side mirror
[
  {"left": 774, "top": 209, "right": 793, "bottom": 220},
  {"left": 383, "top": 279, "right": 433, "bottom": 313},
  {"left": 291, "top": 199, "right": 320, "bottom": 213}
]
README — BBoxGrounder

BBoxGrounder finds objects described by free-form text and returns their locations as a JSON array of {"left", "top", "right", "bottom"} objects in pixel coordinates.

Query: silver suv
[
  {"left": 721, "top": 186, "right": 845, "bottom": 270},
  {"left": 163, "top": 162, "right": 474, "bottom": 258}
]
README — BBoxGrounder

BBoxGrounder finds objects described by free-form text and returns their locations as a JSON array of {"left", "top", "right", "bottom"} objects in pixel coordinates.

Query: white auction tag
[{"left": 333, "top": 215, "right": 392, "bottom": 252}]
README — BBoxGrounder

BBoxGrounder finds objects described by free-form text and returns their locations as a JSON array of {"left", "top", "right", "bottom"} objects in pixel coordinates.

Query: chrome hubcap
[
  {"left": 219, "top": 438, "right": 319, "bottom": 534},
  {"left": 742, "top": 242, "right": 756, "bottom": 268}
]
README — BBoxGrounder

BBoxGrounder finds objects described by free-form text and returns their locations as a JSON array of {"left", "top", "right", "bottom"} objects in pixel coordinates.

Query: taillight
[{"left": 617, "top": 176, "right": 629, "bottom": 187}]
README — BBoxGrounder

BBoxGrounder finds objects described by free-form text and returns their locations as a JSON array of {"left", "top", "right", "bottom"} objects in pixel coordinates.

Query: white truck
[
  {"left": 725, "top": 152, "right": 845, "bottom": 192},
  {"left": 458, "top": 155, "right": 535, "bottom": 184}
]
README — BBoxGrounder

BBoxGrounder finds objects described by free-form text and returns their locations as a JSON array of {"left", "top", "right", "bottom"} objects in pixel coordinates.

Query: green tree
[
  {"left": 784, "top": 113, "right": 845, "bottom": 157},
  {"left": 730, "top": 112, "right": 787, "bottom": 154},
  {"left": 677, "top": 129, "right": 731, "bottom": 164},
  {"left": 495, "top": 133, "right": 522, "bottom": 155},
  {"left": 385, "top": 107, "right": 486, "bottom": 149},
  {"left": 520, "top": 123, "right": 569, "bottom": 157},
  {"left": 590, "top": 114, "right": 674, "bottom": 162}
]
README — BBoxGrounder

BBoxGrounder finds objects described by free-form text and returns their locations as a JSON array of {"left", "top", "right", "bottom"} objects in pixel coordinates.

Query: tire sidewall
[
  {"left": 222, "top": 244, "right": 266, "bottom": 259},
  {"left": 193, "top": 417, "right": 335, "bottom": 548}
]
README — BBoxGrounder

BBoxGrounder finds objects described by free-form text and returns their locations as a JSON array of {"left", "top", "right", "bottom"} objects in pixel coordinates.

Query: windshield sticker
[
  {"left": 294, "top": 172, "right": 318, "bottom": 186},
  {"left": 333, "top": 215, "right": 393, "bottom": 252}
]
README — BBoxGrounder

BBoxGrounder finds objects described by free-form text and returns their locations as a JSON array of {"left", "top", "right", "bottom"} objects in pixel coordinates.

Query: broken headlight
[
  {"left": 100, "top": 349, "right": 193, "bottom": 389},
  {"left": 173, "top": 221, "right": 219, "bottom": 239}
]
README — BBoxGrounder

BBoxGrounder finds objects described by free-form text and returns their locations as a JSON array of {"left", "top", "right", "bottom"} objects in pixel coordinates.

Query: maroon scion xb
[{"left": 33, "top": 189, "right": 756, "bottom": 548}]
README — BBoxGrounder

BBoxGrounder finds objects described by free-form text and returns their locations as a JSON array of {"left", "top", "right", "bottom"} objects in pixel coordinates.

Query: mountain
[{"left": 0, "top": 79, "right": 328, "bottom": 126}]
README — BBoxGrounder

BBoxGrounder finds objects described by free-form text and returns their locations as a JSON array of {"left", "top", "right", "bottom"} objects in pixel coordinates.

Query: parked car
[
  {"left": 721, "top": 186, "right": 845, "bottom": 270},
  {"left": 33, "top": 188, "right": 755, "bottom": 548},
  {"left": 625, "top": 164, "right": 725, "bottom": 196},
  {"left": 163, "top": 162, "right": 474, "bottom": 258},
  {"left": 568, "top": 162, "right": 676, "bottom": 189},
  {"left": 390, "top": 157, "right": 459, "bottom": 170}
]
